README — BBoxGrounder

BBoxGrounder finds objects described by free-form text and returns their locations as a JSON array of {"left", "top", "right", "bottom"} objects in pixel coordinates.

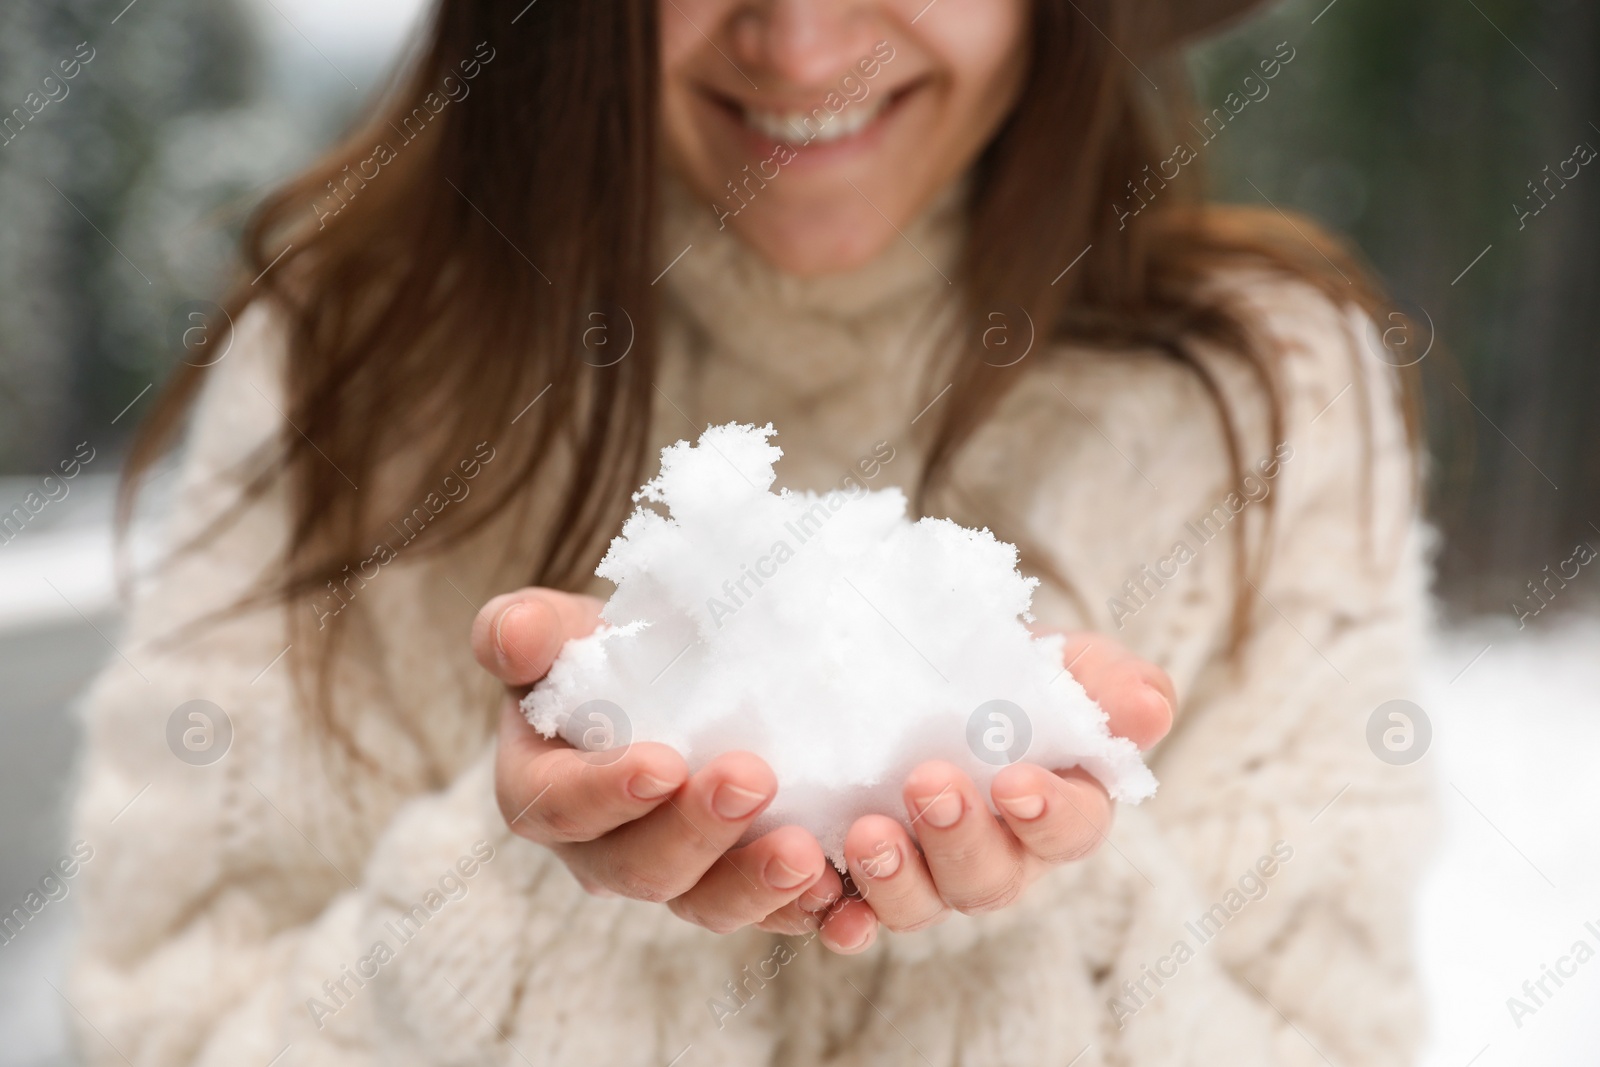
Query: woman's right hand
[{"left": 472, "top": 589, "right": 878, "bottom": 950}]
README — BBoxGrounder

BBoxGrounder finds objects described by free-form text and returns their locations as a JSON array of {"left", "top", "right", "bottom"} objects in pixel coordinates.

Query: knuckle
[
  {"left": 679, "top": 826, "right": 729, "bottom": 863},
  {"left": 605, "top": 863, "right": 681, "bottom": 904},
  {"left": 497, "top": 792, "right": 541, "bottom": 840},
  {"left": 931, "top": 836, "right": 988, "bottom": 869},
  {"left": 1032, "top": 841, "right": 1097, "bottom": 866},
  {"left": 535, "top": 803, "right": 594, "bottom": 844},
  {"left": 666, "top": 897, "right": 700, "bottom": 926},
  {"left": 1049, "top": 826, "right": 1105, "bottom": 864},
  {"left": 886, "top": 905, "right": 949, "bottom": 933},
  {"left": 951, "top": 873, "right": 1025, "bottom": 915},
  {"left": 1022, "top": 815, "right": 1105, "bottom": 865},
  {"left": 1036, "top": 804, "right": 1112, "bottom": 865},
  {"left": 701, "top": 912, "right": 749, "bottom": 935}
]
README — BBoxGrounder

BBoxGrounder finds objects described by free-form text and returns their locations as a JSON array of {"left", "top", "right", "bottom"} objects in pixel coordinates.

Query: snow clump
[{"left": 523, "top": 422, "right": 1156, "bottom": 862}]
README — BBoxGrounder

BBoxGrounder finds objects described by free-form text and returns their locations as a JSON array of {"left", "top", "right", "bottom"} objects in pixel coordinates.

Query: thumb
[{"left": 471, "top": 588, "right": 604, "bottom": 687}]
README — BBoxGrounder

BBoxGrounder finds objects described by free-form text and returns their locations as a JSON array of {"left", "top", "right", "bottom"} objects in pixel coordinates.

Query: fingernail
[
  {"left": 765, "top": 857, "right": 811, "bottom": 890},
  {"left": 914, "top": 791, "right": 963, "bottom": 829},
  {"left": 712, "top": 783, "right": 769, "bottom": 820},
  {"left": 1138, "top": 684, "right": 1174, "bottom": 749},
  {"left": 997, "top": 794, "right": 1046, "bottom": 821},
  {"left": 860, "top": 843, "right": 901, "bottom": 880},
  {"left": 627, "top": 774, "right": 677, "bottom": 800},
  {"left": 840, "top": 924, "right": 875, "bottom": 951},
  {"left": 1145, "top": 683, "right": 1174, "bottom": 719},
  {"left": 492, "top": 604, "right": 526, "bottom": 665}
]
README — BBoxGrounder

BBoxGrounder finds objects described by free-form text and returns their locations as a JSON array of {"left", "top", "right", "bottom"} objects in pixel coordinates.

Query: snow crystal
[{"left": 523, "top": 423, "right": 1156, "bottom": 862}]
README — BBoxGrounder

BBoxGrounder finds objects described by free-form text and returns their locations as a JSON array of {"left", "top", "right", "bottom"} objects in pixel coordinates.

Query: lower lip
[{"left": 705, "top": 84, "right": 920, "bottom": 173}]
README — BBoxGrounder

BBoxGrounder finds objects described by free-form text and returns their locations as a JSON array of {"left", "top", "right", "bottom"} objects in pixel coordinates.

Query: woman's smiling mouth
[{"left": 700, "top": 78, "right": 926, "bottom": 155}]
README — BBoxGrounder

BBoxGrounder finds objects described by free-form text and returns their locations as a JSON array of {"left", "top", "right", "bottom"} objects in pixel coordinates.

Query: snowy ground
[
  {"left": 1, "top": 475, "right": 1596, "bottom": 1064},
  {"left": 1415, "top": 618, "right": 1600, "bottom": 1066}
]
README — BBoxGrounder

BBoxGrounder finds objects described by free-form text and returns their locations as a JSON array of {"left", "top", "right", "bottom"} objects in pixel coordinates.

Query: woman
[{"left": 71, "top": 1, "right": 1431, "bottom": 1064}]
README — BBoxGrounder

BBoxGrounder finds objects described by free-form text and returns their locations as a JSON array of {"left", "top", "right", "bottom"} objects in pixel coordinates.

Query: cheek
[
  {"left": 907, "top": 0, "right": 1030, "bottom": 151},
  {"left": 913, "top": 0, "right": 1029, "bottom": 94},
  {"left": 659, "top": 0, "right": 738, "bottom": 71},
  {"left": 659, "top": 0, "right": 747, "bottom": 161},
  {"left": 658, "top": 7, "right": 699, "bottom": 72}
]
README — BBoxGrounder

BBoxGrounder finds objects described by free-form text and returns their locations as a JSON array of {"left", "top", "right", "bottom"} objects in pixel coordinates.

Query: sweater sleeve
[
  {"left": 1096, "top": 282, "right": 1436, "bottom": 1066},
  {"left": 65, "top": 307, "right": 768, "bottom": 1067}
]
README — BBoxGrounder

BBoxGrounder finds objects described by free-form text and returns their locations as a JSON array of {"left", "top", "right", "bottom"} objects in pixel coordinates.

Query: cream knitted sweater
[{"left": 68, "top": 182, "right": 1433, "bottom": 1067}]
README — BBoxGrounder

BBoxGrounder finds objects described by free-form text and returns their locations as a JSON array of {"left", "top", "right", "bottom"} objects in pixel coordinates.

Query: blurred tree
[
  {"left": 0, "top": 0, "right": 258, "bottom": 472},
  {"left": 1192, "top": 0, "right": 1599, "bottom": 609}
]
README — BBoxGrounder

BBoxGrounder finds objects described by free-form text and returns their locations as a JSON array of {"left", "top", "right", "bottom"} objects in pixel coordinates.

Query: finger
[
  {"left": 495, "top": 703, "right": 689, "bottom": 844},
  {"left": 902, "top": 761, "right": 1027, "bottom": 915},
  {"left": 1058, "top": 631, "right": 1176, "bottom": 716},
  {"left": 471, "top": 588, "right": 604, "bottom": 687},
  {"left": 669, "top": 826, "right": 828, "bottom": 934},
  {"left": 757, "top": 866, "right": 848, "bottom": 935},
  {"left": 991, "top": 762, "right": 1112, "bottom": 865},
  {"left": 1056, "top": 633, "right": 1174, "bottom": 750},
  {"left": 843, "top": 815, "right": 949, "bottom": 933},
  {"left": 815, "top": 896, "right": 878, "bottom": 955},
  {"left": 569, "top": 751, "right": 776, "bottom": 903}
]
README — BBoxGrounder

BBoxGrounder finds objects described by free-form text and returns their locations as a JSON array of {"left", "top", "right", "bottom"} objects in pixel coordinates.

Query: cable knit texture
[{"left": 68, "top": 178, "right": 1434, "bottom": 1066}]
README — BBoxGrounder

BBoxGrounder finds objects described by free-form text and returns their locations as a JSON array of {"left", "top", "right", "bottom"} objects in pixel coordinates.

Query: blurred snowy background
[{"left": 0, "top": 0, "right": 1596, "bottom": 1064}]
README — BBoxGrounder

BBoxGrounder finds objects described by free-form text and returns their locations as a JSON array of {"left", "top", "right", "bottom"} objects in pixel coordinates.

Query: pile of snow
[{"left": 524, "top": 423, "right": 1155, "bottom": 860}]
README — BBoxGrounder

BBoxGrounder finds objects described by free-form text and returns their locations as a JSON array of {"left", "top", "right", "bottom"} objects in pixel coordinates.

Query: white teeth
[{"left": 742, "top": 95, "right": 888, "bottom": 145}]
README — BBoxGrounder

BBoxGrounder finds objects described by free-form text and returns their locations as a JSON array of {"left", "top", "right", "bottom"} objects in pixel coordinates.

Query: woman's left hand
[{"left": 759, "top": 632, "right": 1175, "bottom": 953}]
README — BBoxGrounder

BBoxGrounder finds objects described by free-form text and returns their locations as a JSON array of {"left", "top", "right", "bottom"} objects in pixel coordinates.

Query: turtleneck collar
[{"left": 658, "top": 170, "right": 968, "bottom": 399}]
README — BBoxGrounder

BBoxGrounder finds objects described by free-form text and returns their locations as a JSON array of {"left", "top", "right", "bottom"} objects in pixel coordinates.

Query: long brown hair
[{"left": 123, "top": 0, "right": 1414, "bottom": 735}]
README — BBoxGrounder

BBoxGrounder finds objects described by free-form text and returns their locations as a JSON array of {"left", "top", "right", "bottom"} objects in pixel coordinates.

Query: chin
[{"left": 742, "top": 232, "right": 898, "bottom": 277}]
